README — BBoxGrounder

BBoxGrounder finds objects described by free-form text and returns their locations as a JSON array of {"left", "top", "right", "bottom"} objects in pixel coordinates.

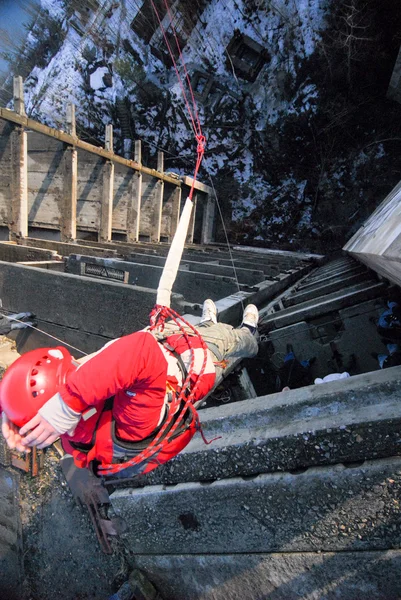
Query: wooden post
[
  {"left": 100, "top": 125, "right": 114, "bottom": 241},
  {"left": 10, "top": 126, "right": 28, "bottom": 240},
  {"left": 201, "top": 193, "right": 215, "bottom": 244},
  {"left": 61, "top": 103, "right": 77, "bottom": 241},
  {"left": 187, "top": 192, "right": 197, "bottom": 243},
  {"left": 66, "top": 103, "right": 76, "bottom": 137},
  {"left": 13, "top": 76, "right": 26, "bottom": 116},
  {"left": 169, "top": 186, "right": 182, "bottom": 241},
  {"left": 134, "top": 140, "right": 142, "bottom": 165},
  {"left": 127, "top": 140, "right": 142, "bottom": 242},
  {"left": 105, "top": 124, "right": 113, "bottom": 152},
  {"left": 151, "top": 151, "right": 164, "bottom": 242},
  {"left": 10, "top": 76, "right": 28, "bottom": 239}
]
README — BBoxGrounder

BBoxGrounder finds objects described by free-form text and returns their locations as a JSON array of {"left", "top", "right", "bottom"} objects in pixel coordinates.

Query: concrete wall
[
  {"left": 0, "top": 112, "right": 213, "bottom": 243},
  {"left": 110, "top": 367, "right": 401, "bottom": 599},
  {"left": 344, "top": 180, "right": 401, "bottom": 286},
  {"left": 0, "top": 261, "right": 183, "bottom": 355}
]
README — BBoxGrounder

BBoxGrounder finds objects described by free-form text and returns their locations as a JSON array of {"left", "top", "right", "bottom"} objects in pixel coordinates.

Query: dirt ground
[{"left": 12, "top": 446, "right": 135, "bottom": 600}]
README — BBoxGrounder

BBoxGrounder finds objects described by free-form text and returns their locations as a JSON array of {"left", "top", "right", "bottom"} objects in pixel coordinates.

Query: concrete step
[
  {"left": 135, "top": 551, "right": 401, "bottom": 600},
  {"left": 299, "top": 263, "right": 365, "bottom": 287},
  {"left": 260, "top": 281, "right": 387, "bottom": 330},
  {"left": 283, "top": 271, "right": 374, "bottom": 307},
  {"left": 110, "top": 366, "right": 401, "bottom": 487},
  {"left": 295, "top": 264, "right": 367, "bottom": 292},
  {"left": 111, "top": 455, "right": 401, "bottom": 555}
]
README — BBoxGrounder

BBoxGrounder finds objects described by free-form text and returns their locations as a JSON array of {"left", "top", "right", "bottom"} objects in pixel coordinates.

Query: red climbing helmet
[{"left": 0, "top": 346, "right": 76, "bottom": 427}]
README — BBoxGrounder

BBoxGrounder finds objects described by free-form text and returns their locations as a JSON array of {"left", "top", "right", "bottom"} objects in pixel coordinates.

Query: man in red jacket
[{"left": 1, "top": 300, "right": 259, "bottom": 473}]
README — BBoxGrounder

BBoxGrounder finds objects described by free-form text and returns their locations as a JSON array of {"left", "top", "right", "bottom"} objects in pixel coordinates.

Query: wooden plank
[
  {"left": 127, "top": 172, "right": 141, "bottom": 242},
  {"left": 151, "top": 151, "right": 164, "bottom": 242},
  {"left": 13, "top": 76, "right": 25, "bottom": 116},
  {"left": 127, "top": 141, "right": 142, "bottom": 242},
  {"left": 100, "top": 161, "right": 114, "bottom": 241},
  {"left": 10, "top": 126, "right": 28, "bottom": 238},
  {"left": 61, "top": 145, "right": 77, "bottom": 241},
  {"left": 182, "top": 174, "right": 212, "bottom": 194}
]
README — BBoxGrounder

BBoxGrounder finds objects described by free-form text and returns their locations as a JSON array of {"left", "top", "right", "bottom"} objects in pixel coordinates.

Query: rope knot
[
  {"left": 196, "top": 134, "right": 206, "bottom": 155},
  {"left": 149, "top": 304, "right": 169, "bottom": 331}
]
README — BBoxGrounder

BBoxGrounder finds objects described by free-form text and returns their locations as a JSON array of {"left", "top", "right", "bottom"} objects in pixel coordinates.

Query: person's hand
[
  {"left": 19, "top": 414, "right": 61, "bottom": 449},
  {"left": 1, "top": 411, "right": 29, "bottom": 453}
]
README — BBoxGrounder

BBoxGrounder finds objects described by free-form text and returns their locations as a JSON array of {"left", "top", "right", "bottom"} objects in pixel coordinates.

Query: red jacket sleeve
[{"left": 59, "top": 331, "right": 161, "bottom": 413}]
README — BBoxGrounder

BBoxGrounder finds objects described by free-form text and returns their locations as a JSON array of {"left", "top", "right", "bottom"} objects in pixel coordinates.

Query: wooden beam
[
  {"left": 61, "top": 104, "right": 77, "bottom": 241},
  {"left": 100, "top": 123, "right": 114, "bottom": 242},
  {"left": 13, "top": 76, "right": 25, "bottom": 116},
  {"left": 66, "top": 103, "right": 76, "bottom": 137},
  {"left": 151, "top": 151, "right": 164, "bottom": 242},
  {"left": 105, "top": 123, "right": 113, "bottom": 152},
  {"left": 182, "top": 175, "right": 212, "bottom": 194},
  {"left": 61, "top": 146, "right": 77, "bottom": 241},
  {"left": 10, "top": 126, "right": 28, "bottom": 239},
  {"left": 100, "top": 160, "right": 114, "bottom": 241},
  {"left": 0, "top": 108, "right": 181, "bottom": 185},
  {"left": 127, "top": 172, "right": 142, "bottom": 243},
  {"left": 127, "top": 141, "right": 142, "bottom": 243}
]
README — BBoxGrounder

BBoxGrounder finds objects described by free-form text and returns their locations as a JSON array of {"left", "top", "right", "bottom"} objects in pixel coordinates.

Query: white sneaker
[
  {"left": 241, "top": 304, "right": 259, "bottom": 331},
  {"left": 200, "top": 299, "right": 217, "bottom": 324}
]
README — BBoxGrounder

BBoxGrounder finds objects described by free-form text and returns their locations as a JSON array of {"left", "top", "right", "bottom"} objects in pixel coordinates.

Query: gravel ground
[{"left": 16, "top": 448, "right": 132, "bottom": 600}]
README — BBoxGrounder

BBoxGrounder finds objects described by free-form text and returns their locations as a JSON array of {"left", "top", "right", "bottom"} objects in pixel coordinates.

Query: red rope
[{"left": 149, "top": 0, "right": 206, "bottom": 198}]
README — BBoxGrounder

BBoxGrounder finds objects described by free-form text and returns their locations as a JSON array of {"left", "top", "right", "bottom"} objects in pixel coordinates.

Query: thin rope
[
  {"left": 3, "top": 315, "right": 88, "bottom": 356},
  {"left": 163, "top": 0, "right": 203, "bottom": 138},
  {"left": 203, "top": 158, "right": 244, "bottom": 308},
  {"left": 149, "top": 0, "right": 206, "bottom": 200},
  {"left": 149, "top": 0, "right": 198, "bottom": 137}
]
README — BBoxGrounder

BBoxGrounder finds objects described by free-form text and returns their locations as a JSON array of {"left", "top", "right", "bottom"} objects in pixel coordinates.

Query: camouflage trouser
[{"left": 156, "top": 320, "right": 258, "bottom": 372}]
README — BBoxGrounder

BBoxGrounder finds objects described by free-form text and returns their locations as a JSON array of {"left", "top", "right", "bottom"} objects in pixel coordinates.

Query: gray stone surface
[
  {"left": 0, "top": 467, "right": 23, "bottom": 600},
  {"left": 261, "top": 280, "right": 386, "bottom": 329},
  {"left": 135, "top": 551, "right": 401, "bottom": 600},
  {"left": 0, "top": 261, "right": 180, "bottom": 353},
  {"left": 110, "top": 366, "right": 401, "bottom": 486},
  {"left": 126, "top": 252, "right": 266, "bottom": 284},
  {"left": 111, "top": 457, "right": 401, "bottom": 554},
  {"left": 284, "top": 271, "right": 371, "bottom": 306},
  {"left": 65, "top": 254, "right": 240, "bottom": 301},
  {"left": 23, "top": 236, "right": 121, "bottom": 258},
  {"left": 0, "top": 243, "right": 60, "bottom": 263},
  {"left": 296, "top": 264, "right": 365, "bottom": 291}
]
